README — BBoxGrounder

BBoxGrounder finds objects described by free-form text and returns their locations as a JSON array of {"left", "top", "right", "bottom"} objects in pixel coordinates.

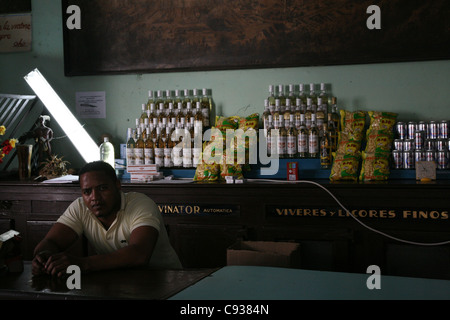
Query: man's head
[{"left": 78, "top": 161, "right": 121, "bottom": 220}]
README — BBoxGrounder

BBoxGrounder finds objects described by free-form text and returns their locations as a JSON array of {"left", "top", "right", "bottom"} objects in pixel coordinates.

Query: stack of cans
[{"left": 392, "top": 120, "right": 449, "bottom": 170}]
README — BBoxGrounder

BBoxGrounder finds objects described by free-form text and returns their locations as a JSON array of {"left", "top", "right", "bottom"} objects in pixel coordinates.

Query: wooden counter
[{"left": 1, "top": 179, "right": 450, "bottom": 280}]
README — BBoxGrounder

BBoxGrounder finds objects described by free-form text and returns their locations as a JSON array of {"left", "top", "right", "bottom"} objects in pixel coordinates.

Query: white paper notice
[
  {"left": 76, "top": 91, "right": 106, "bottom": 118},
  {"left": 0, "top": 13, "right": 32, "bottom": 52}
]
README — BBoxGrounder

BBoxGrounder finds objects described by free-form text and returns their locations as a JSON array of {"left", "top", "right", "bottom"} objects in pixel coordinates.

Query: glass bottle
[
  {"left": 286, "top": 114, "right": 297, "bottom": 159},
  {"left": 154, "top": 126, "right": 164, "bottom": 167},
  {"left": 182, "top": 89, "right": 191, "bottom": 110},
  {"left": 144, "top": 127, "right": 155, "bottom": 165},
  {"left": 298, "top": 84, "right": 307, "bottom": 108},
  {"left": 201, "top": 88, "right": 211, "bottom": 127},
  {"left": 157, "top": 102, "right": 165, "bottom": 126},
  {"left": 172, "top": 125, "right": 184, "bottom": 168},
  {"left": 330, "top": 97, "right": 340, "bottom": 132},
  {"left": 155, "top": 90, "right": 165, "bottom": 112},
  {"left": 146, "top": 90, "right": 155, "bottom": 111},
  {"left": 192, "top": 124, "right": 201, "bottom": 167},
  {"left": 164, "top": 125, "right": 174, "bottom": 168},
  {"left": 277, "top": 84, "right": 286, "bottom": 107},
  {"left": 316, "top": 97, "right": 325, "bottom": 134},
  {"left": 268, "top": 85, "right": 276, "bottom": 113},
  {"left": 308, "top": 83, "right": 317, "bottom": 105},
  {"left": 194, "top": 101, "right": 204, "bottom": 132},
  {"left": 134, "top": 127, "right": 145, "bottom": 165},
  {"left": 139, "top": 103, "right": 148, "bottom": 125},
  {"left": 273, "top": 99, "right": 281, "bottom": 129},
  {"left": 320, "top": 123, "right": 332, "bottom": 168},
  {"left": 266, "top": 116, "right": 274, "bottom": 157},
  {"left": 176, "top": 102, "right": 184, "bottom": 128},
  {"left": 308, "top": 113, "right": 319, "bottom": 158},
  {"left": 277, "top": 114, "right": 287, "bottom": 159},
  {"left": 167, "top": 102, "right": 176, "bottom": 128},
  {"left": 100, "top": 136, "right": 115, "bottom": 168},
  {"left": 327, "top": 113, "right": 338, "bottom": 153},
  {"left": 319, "top": 83, "right": 329, "bottom": 110},
  {"left": 164, "top": 89, "right": 173, "bottom": 113},
  {"left": 185, "top": 102, "right": 194, "bottom": 127},
  {"left": 305, "top": 98, "right": 313, "bottom": 130},
  {"left": 183, "top": 124, "right": 193, "bottom": 168},
  {"left": 297, "top": 113, "right": 308, "bottom": 158}
]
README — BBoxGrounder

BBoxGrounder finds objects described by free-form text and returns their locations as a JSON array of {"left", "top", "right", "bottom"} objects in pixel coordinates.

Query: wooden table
[{"left": 0, "top": 262, "right": 215, "bottom": 300}]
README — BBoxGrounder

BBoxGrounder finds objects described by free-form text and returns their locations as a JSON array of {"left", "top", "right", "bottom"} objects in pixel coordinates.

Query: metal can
[
  {"left": 417, "top": 121, "right": 428, "bottom": 135},
  {"left": 439, "top": 120, "right": 449, "bottom": 139},
  {"left": 396, "top": 122, "right": 406, "bottom": 140},
  {"left": 428, "top": 120, "right": 438, "bottom": 140},
  {"left": 403, "top": 150, "right": 414, "bottom": 169},
  {"left": 403, "top": 139, "right": 414, "bottom": 151},
  {"left": 392, "top": 150, "right": 403, "bottom": 169},
  {"left": 424, "top": 139, "right": 436, "bottom": 151},
  {"left": 425, "top": 150, "right": 435, "bottom": 162},
  {"left": 414, "top": 150, "right": 425, "bottom": 162},
  {"left": 394, "top": 139, "right": 403, "bottom": 151},
  {"left": 407, "top": 121, "right": 416, "bottom": 140},
  {"left": 436, "top": 138, "right": 447, "bottom": 151},
  {"left": 437, "top": 150, "right": 448, "bottom": 170},
  {"left": 414, "top": 131, "right": 424, "bottom": 150}
]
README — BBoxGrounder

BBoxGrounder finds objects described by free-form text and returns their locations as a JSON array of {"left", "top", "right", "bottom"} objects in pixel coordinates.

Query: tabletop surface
[
  {"left": 0, "top": 262, "right": 216, "bottom": 300},
  {"left": 170, "top": 265, "right": 450, "bottom": 300}
]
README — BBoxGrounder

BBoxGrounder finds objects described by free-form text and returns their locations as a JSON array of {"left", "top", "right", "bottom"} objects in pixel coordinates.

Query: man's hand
[
  {"left": 32, "top": 250, "right": 52, "bottom": 276},
  {"left": 43, "top": 252, "right": 83, "bottom": 277}
]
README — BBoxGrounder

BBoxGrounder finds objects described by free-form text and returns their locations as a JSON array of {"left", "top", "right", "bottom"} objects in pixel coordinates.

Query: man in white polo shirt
[{"left": 32, "top": 161, "right": 182, "bottom": 277}]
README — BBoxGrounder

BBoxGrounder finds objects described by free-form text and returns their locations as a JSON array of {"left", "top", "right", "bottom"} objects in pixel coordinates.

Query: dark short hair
[{"left": 78, "top": 161, "right": 117, "bottom": 182}]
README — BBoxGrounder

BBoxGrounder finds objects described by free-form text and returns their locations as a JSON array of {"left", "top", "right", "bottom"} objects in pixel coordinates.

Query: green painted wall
[{"left": 1, "top": 0, "right": 449, "bottom": 169}]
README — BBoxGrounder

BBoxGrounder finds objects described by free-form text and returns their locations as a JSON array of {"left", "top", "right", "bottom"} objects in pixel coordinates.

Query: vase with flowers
[{"left": 0, "top": 125, "right": 17, "bottom": 164}]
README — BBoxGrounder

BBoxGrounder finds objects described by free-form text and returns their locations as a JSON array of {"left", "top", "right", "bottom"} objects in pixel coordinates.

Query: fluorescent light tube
[{"left": 24, "top": 68, "right": 99, "bottom": 163}]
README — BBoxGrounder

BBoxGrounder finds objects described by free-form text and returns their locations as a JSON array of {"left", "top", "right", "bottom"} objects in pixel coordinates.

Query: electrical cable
[{"left": 247, "top": 178, "right": 450, "bottom": 246}]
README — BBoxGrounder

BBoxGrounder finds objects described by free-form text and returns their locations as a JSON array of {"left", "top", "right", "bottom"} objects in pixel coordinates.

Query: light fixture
[{"left": 24, "top": 68, "right": 99, "bottom": 163}]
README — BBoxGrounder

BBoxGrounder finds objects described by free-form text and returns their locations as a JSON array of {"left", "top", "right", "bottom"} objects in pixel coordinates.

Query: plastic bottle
[{"left": 100, "top": 137, "right": 115, "bottom": 168}]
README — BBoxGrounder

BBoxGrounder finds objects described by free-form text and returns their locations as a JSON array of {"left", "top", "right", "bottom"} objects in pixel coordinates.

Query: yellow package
[
  {"left": 330, "top": 152, "right": 361, "bottom": 182},
  {"left": 365, "top": 129, "right": 394, "bottom": 153},
  {"left": 215, "top": 116, "right": 239, "bottom": 132},
  {"left": 359, "top": 151, "right": 391, "bottom": 181},
  {"left": 193, "top": 161, "right": 220, "bottom": 181},
  {"left": 238, "top": 113, "right": 260, "bottom": 131},
  {"left": 368, "top": 111, "right": 398, "bottom": 132},
  {"left": 336, "top": 131, "right": 362, "bottom": 154},
  {"left": 340, "top": 110, "right": 366, "bottom": 137}
]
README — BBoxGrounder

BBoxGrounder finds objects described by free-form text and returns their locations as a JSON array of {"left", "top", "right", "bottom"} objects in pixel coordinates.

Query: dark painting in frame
[{"left": 62, "top": 0, "right": 450, "bottom": 76}]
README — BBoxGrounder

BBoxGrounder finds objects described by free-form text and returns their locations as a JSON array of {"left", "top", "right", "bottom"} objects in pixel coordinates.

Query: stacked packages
[
  {"left": 193, "top": 114, "right": 259, "bottom": 182},
  {"left": 330, "top": 110, "right": 397, "bottom": 182}
]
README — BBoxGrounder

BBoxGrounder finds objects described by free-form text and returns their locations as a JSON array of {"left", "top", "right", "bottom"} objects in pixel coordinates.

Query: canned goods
[
  {"left": 417, "top": 121, "right": 428, "bottom": 137},
  {"left": 414, "top": 150, "right": 425, "bottom": 162},
  {"left": 407, "top": 121, "right": 416, "bottom": 140},
  {"left": 403, "top": 139, "right": 414, "bottom": 151},
  {"left": 428, "top": 120, "right": 438, "bottom": 140},
  {"left": 437, "top": 150, "right": 448, "bottom": 170},
  {"left": 425, "top": 139, "right": 436, "bottom": 151},
  {"left": 439, "top": 120, "right": 448, "bottom": 139},
  {"left": 394, "top": 139, "right": 403, "bottom": 151},
  {"left": 403, "top": 150, "right": 414, "bottom": 169},
  {"left": 425, "top": 150, "right": 435, "bottom": 162},
  {"left": 414, "top": 131, "right": 424, "bottom": 150},
  {"left": 436, "top": 138, "right": 447, "bottom": 151},
  {"left": 396, "top": 122, "right": 406, "bottom": 140},
  {"left": 392, "top": 150, "right": 403, "bottom": 169}
]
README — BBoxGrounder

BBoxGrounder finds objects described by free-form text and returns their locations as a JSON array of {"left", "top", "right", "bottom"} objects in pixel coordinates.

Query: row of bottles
[
  {"left": 126, "top": 88, "right": 214, "bottom": 169},
  {"left": 126, "top": 123, "right": 202, "bottom": 169},
  {"left": 263, "top": 83, "right": 341, "bottom": 168},
  {"left": 139, "top": 88, "right": 212, "bottom": 129}
]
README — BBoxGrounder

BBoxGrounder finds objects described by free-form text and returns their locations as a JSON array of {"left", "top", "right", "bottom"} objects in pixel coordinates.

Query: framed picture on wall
[{"left": 62, "top": 0, "right": 450, "bottom": 76}]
